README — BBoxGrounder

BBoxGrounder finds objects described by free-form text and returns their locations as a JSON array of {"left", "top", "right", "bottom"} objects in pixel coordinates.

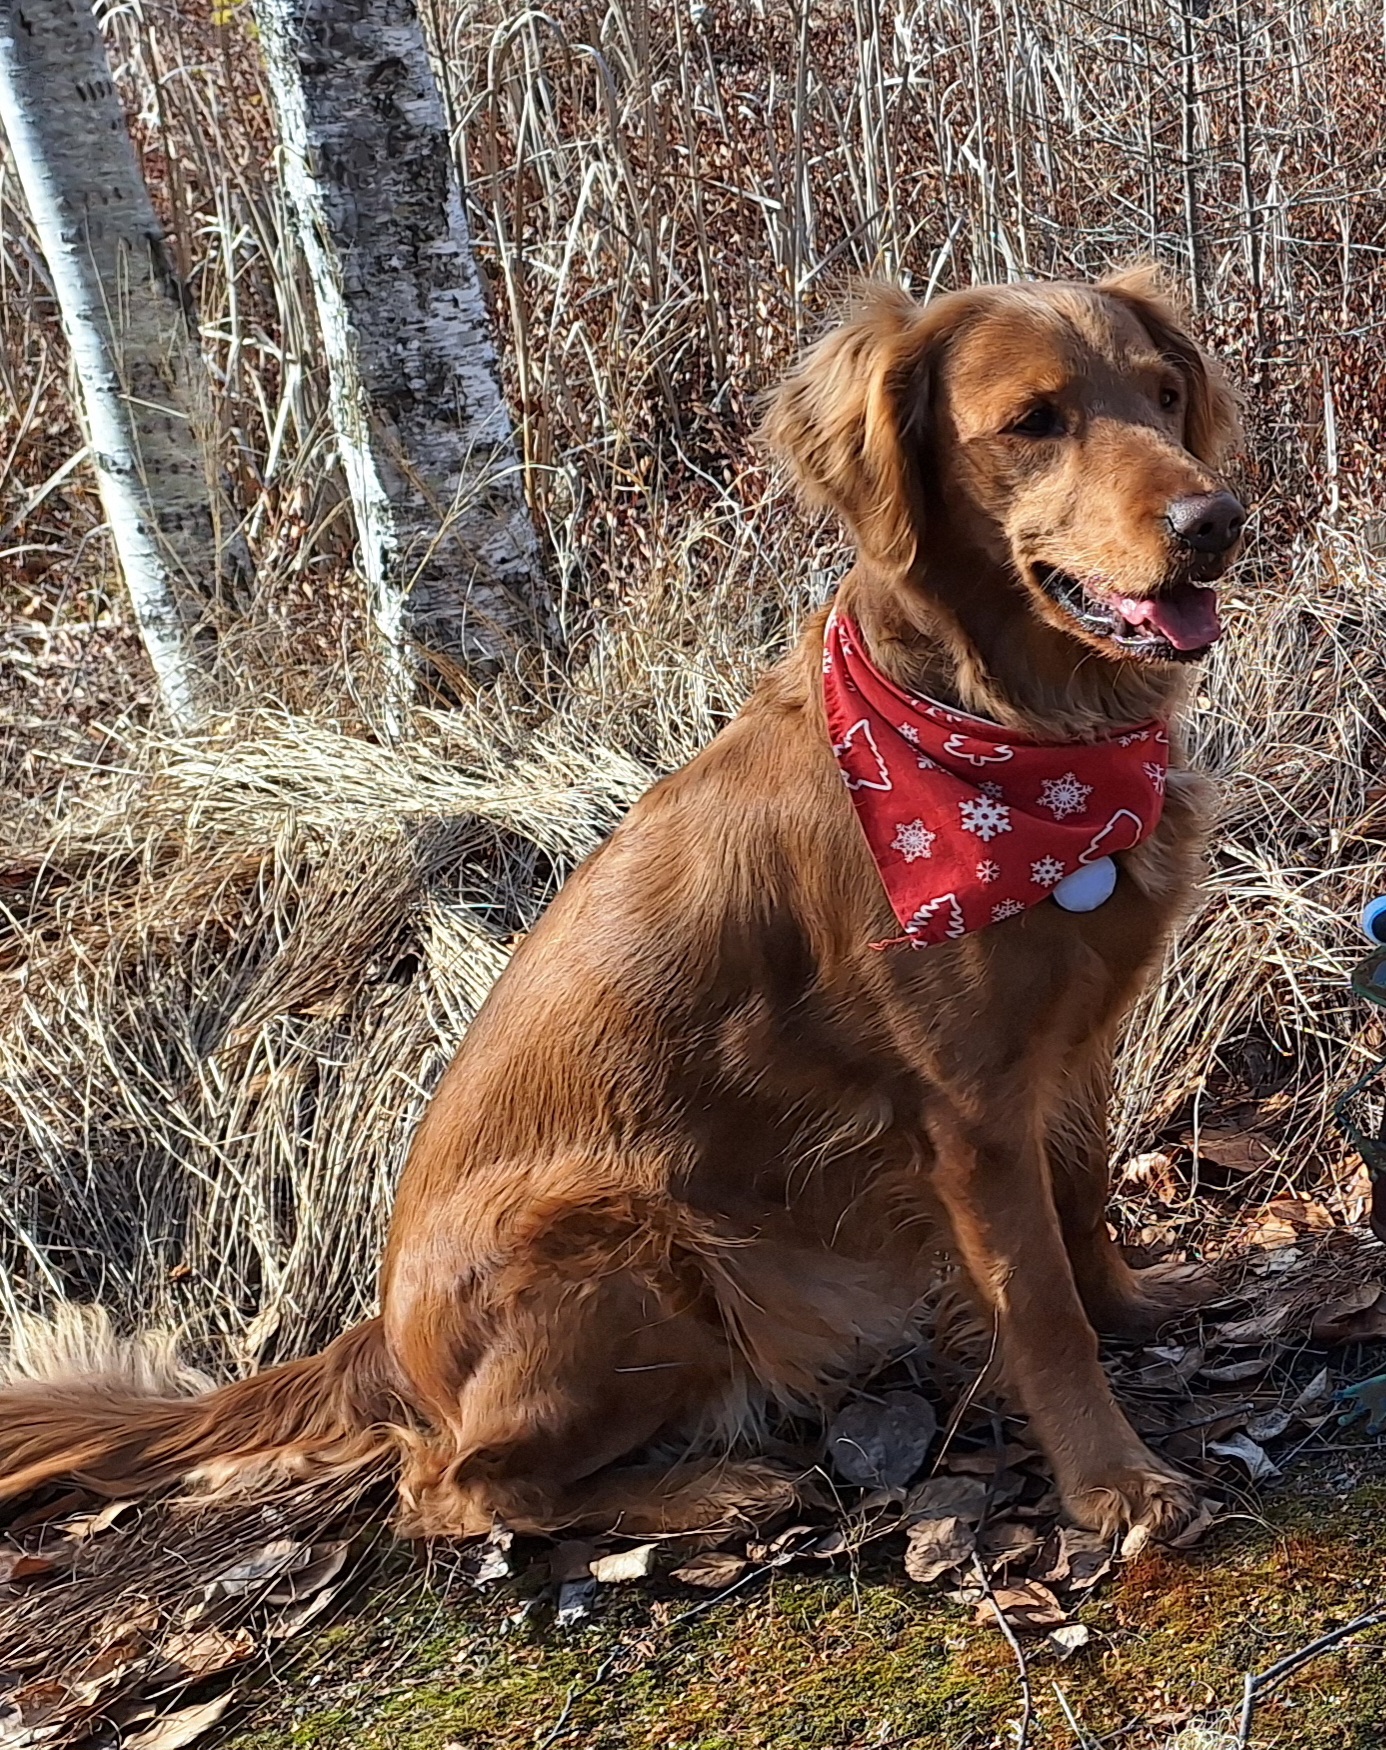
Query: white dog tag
[{"left": 1052, "top": 856, "right": 1117, "bottom": 913}]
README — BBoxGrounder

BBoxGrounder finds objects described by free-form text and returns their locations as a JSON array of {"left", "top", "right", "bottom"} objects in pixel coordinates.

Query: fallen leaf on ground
[
  {"left": 210, "top": 1539, "right": 309, "bottom": 1597},
  {"left": 670, "top": 1550, "right": 749, "bottom": 1588},
  {"left": 979, "top": 1519, "right": 1041, "bottom": 1566},
  {"left": 1311, "top": 1284, "right": 1386, "bottom": 1343},
  {"left": 65, "top": 1499, "right": 137, "bottom": 1540},
  {"left": 903, "top": 1515, "right": 975, "bottom": 1584},
  {"left": 1198, "top": 1354, "right": 1274, "bottom": 1383},
  {"left": 466, "top": 1525, "right": 514, "bottom": 1586},
  {"left": 1211, "top": 1306, "right": 1293, "bottom": 1346},
  {"left": 1048, "top": 1622, "right": 1091, "bottom": 1655},
  {"left": 1121, "top": 1151, "right": 1179, "bottom": 1198},
  {"left": 939, "top": 1443, "right": 1033, "bottom": 1475},
  {"left": 1244, "top": 1408, "right": 1293, "bottom": 1443},
  {"left": 590, "top": 1544, "right": 658, "bottom": 1583},
  {"left": 0, "top": 1681, "right": 68, "bottom": 1738},
  {"left": 125, "top": 1694, "right": 231, "bottom": 1750},
  {"left": 902, "top": 1474, "right": 990, "bottom": 1524},
  {"left": 1164, "top": 1498, "right": 1220, "bottom": 1549},
  {"left": 267, "top": 1584, "right": 340, "bottom": 1641},
  {"left": 1032, "top": 1527, "right": 1113, "bottom": 1591},
  {"left": 827, "top": 1391, "right": 938, "bottom": 1488},
  {"left": 1185, "top": 1128, "right": 1272, "bottom": 1176},
  {"left": 1291, "top": 1366, "right": 1334, "bottom": 1412},
  {"left": 0, "top": 1546, "right": 58, "bottom": 1584},
  {"left": 975, "top": 1579, "right": 1067, "bottom": 1632},
  {"left": 1208, "top": 1432, "right": 1279, "bottom": 1480},
  {"left": 158, "top": 1626, "right": 255, "bottom": 1681},
  {"left": 264, "top": 1541, "right": 349, "bottom": 1604}
]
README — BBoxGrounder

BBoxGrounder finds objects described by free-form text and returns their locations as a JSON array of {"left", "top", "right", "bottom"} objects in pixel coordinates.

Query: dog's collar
[{"left": 822, "top": 611, "right": 1170, "bottom": 948}]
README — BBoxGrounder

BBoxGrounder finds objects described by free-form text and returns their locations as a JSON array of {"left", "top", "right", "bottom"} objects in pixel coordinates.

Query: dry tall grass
[{"left": 3, "top": 0, "right": 1386, "bottom": 1375}]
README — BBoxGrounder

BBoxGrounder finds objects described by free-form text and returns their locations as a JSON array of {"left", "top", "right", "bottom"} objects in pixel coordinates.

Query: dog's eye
[
  {"left": 1159, "top": 384, "right": 1181, "bottom": 410},
  {"left": 1007, "top": 404, "right": 1064, "bottom": 438}
]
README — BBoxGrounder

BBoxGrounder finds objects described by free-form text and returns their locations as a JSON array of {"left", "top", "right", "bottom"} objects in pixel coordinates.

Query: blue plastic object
[
  {"left": 1337, "top": 1372, "right": 1386, "bottom": 1436},
  {"left": 1363, "top": 896, "right": 1386, "bottom": 945}
]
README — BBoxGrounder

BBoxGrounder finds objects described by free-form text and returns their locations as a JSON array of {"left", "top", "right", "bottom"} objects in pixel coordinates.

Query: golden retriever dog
[{"left": 0, "top": 267, "right": 1245, "bottom": 1543}]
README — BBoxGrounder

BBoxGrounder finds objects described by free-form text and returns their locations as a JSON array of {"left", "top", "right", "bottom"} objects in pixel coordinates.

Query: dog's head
[{"left": 764, "top": 270, "right": 1245, "bottom": 667}]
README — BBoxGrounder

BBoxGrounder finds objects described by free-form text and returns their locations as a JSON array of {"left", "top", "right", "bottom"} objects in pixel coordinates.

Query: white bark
[
  {"left": 255, "top": 0, "right": 551, "bottom": 691},
  {"left": 0, "top": 0, "right": 227, "bottom": 728}
]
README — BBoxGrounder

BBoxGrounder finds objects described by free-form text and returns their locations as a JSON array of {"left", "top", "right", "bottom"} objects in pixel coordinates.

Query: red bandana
[{"left": 822, "top": 611, "right": 1168, "bottom": 948}]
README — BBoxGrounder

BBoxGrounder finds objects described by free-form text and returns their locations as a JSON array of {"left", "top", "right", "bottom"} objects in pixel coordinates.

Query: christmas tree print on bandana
[{"left": 821, "top": 610, "right": 1169, "bottom": 948}]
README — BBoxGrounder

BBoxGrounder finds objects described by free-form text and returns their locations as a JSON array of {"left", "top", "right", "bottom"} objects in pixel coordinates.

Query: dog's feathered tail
[{"left": 0, "top": 1308, "right": 396, "bottom": 1503}]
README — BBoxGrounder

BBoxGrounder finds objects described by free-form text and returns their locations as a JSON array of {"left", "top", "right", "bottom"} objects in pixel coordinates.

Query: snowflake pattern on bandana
[
  {"left": 821, "top": 610, "right": 1169, "bottom": 948},
  {"left": 891, "top": 819, "right": 936, "bottom": 862},
  {"left": 1037, "top": 771, "right": 1092, "bottom": 819},
  {"left": 958, "top": 795, "right": 1012, "bottom": 841}
]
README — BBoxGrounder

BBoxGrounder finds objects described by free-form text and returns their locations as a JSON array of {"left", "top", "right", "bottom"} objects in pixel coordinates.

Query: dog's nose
[{"left": 1166, "top": 490, "right": 1246, "bottom": 555}]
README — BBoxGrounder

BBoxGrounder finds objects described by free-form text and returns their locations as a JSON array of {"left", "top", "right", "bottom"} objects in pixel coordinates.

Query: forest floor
[{"left": 184, "top": 1434, "right": 1386, "bottom": 1750}]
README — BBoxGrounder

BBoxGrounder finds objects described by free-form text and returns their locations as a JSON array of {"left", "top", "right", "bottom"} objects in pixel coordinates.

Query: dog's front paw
[{"left": 1062, "top": 1455, "right": 1199, "bottom": 1541}]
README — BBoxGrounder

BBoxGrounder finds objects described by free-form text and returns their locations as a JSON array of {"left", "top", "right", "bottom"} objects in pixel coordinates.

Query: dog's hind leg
[{"left": 384, "top": 1207, "right": 794, "bottom": 1539}]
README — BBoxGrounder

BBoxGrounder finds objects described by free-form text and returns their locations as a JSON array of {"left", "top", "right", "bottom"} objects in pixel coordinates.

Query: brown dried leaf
[
  {"left": 158, "top": 1626, "right": 256, "bottom": 1681},
  {"left": 1121, "top": 1151, "right": 1180, "bottom": 1199},
  {"left": 264, "top": 1541, "right": 349, "bottom": 1604},
  {"left": 1212, "top": 1306, "right": 1293, "bottom": 1346},
  {"left": 210, "top": 1538, "right": 308, "bottom": 1597},
  {"left": 902, "top": 1474, "right": 990, "bottom": 1525},
  {"left": 1198, "top": 1354, "right": 1274, "bottom": 1383},
  {"left": 1186, "top": 1128, "right": 1272, "bottom": 1175},
  {"left": 1164, "top": 1498, "right": 1220, "bottom": 1549},
  {"left": 903, "top": 1515, "right": 975, "bottom": 1584},
  {"left": 1032, "top": 1526, "right": 1113, "bottom": 1591},
  {"left": 670, "top": 1550, "right": 749, "bottom": 1589},
  {"left": 64, "top": 1499, "right": 137, "bottom": 1541},
  {"left": 1311, "top": 1285, "right": 1386, "bottom": 1344},
  {"left": 124, "top": 1694, "right": 232, "bottom": 1750},
  {"left": 1208, "top": 1432, "right": 1280, "bottom": 1480},
  {"left": 267, "top": 1584, "right": 340, "bottom": 1641},
  {"left": 0, "top": 1545, "right": 58, "bottom": 1584},
  {"left": 975, "top": 1579, "right": 1068, "bottom": 1632}
]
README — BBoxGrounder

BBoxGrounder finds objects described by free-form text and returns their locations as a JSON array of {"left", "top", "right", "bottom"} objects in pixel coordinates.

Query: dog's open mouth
[{"left": 1036, "top": 567, "right": 1223, "bottom": 662}]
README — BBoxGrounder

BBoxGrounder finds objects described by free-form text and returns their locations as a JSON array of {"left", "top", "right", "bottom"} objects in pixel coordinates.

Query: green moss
[{"left": 224, "top": 1460, "right": 1386, "bottom": 1750}]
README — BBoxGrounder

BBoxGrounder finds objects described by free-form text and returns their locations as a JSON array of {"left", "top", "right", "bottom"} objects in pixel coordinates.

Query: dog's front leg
[
  {"left": 926, "top": 1102, "right": 1196, "bottom": 1538},
  {"left": 1047, "top": 1045, "right": 1218, "bottom": 1340}
]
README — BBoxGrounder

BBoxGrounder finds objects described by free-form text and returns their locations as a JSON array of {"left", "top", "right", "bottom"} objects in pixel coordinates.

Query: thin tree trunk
[
  {"left": 0, "top": 0, "right": 226, "bottom": 728},
  {"left": 255, "top": 0, "right": 551, "bottom": 700}
]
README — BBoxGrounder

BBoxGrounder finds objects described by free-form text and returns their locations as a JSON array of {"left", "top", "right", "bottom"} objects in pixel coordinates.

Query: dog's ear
[
  {"left": 1100, "top": 265, "right": 1243, "bottom": 468},
  {"left": 761, "top": 285, "right": 960, "bottom": 571}
]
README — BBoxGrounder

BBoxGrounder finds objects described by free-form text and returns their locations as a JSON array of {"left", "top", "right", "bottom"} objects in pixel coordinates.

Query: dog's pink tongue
[{"left": 1113, "top": 586, "right": 1222, "bottom": 651}]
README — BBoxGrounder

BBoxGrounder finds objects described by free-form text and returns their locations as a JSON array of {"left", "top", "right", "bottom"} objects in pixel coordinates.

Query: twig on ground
[
  {"left": 1236, "top": 1604, "right": 1386, "bottom": 1745},
  {"left": 1053, "top": 1682, "right": 1100, "bottom": 1749},
  {"left": 972, "top": 1553, "right": 1033, "bottom": 1750}
]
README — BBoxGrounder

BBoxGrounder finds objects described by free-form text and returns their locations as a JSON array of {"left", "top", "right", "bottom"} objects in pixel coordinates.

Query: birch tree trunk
[
  {"left": 255, "top": 0, "right": 551, "bottom": 695},
  {"left": 0, "top": 0, "right": 228, "bottom": 728}
]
